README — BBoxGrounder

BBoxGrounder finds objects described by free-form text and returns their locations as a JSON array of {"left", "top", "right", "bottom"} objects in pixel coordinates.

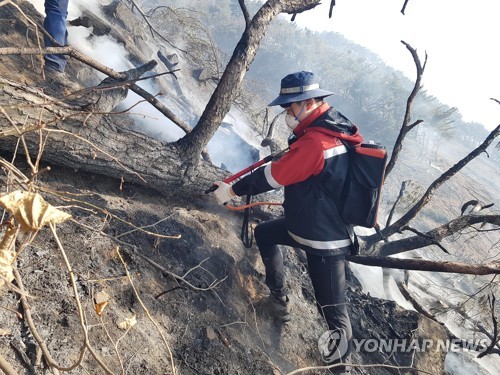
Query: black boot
[{"left": 264, "top": 294, "right": 291, "bottom": 322}]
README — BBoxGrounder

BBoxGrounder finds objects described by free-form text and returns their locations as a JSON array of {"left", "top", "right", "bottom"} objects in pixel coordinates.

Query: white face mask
[
  {"left": 285, "top": 114, "right": 300, "bottom": 130},
  {"left": 284, "top": 102, "right": 306, "bottom": 131}
]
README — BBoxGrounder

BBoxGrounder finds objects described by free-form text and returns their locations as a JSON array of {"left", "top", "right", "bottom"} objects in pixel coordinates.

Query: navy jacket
[{"left": 232, "top": 103, "right": 362, "bottom": 256}]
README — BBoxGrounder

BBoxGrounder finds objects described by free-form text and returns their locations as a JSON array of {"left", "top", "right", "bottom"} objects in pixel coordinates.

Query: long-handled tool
[
  {"left": 206, "top": 148, "right": 288, "bottom": 248},
  {"left": 204, "top": 148, "right": 288, "bottom": 194}
]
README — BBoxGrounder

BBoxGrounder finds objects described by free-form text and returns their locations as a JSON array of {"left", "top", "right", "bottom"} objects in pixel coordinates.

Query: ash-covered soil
[{"left": 0, "top": 161, "right": 438, "bottom": 375}]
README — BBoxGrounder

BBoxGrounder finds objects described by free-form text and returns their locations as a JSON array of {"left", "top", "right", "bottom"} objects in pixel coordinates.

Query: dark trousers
[
  {"left": 254, "top": 218, "right": 352, "bottom": 346},
  {"left": 44, "top": 0, "right": 69, "bottom": 72}
]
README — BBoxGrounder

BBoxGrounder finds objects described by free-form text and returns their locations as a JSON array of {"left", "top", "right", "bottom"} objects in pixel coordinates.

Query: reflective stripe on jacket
[{"left": 232, "top": 103, "right": 363, "bottom": 255}]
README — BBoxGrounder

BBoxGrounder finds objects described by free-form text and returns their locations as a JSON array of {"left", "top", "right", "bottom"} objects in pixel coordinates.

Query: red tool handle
[{"left": 205, "top": 154, "right": 274, "bottom": 194}]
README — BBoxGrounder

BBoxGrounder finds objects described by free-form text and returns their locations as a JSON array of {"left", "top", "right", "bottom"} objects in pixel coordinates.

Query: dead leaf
[
  {"left": 117, "top": 314, "right": 137, "bottom": 330},
  {"left": 94, "top": 291, "right": 110, "bottom": 317},
  {"left": 0, "top": 225, "right": 16, "bottom": 290},
  {"left": 0, "top": 191, "right": 71, "bottom": 232},
  {"left": 95, "top": 301, "right": 109, "bottom": 317}
]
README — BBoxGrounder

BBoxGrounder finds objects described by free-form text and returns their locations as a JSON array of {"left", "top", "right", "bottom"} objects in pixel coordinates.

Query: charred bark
[{"left": 0, "top": 78, "right": 222, "bottom": 196}]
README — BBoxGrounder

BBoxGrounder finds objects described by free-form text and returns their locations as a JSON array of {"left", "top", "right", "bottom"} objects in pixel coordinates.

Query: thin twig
[
  {"left": 35, "top": 188, "right": 181, "bottom": 239},
  {"left": 478, "top": 294, "right": 498, "bottom": 358},
  {"left": 401, "top": 225, "right": 450, "bottom": 254},
  {"left": 115, "top": 214, "right": 175, "bottom": 239},
  {"left": 115, "top": 246, "right": 177, "bottom": 375},
  {"left": 0, "top": 353, "right": 18, "bottom": 375},
  {"left": 13, "top": 266, "right": 79, "bottom": 374},
  {"left": 49, "top": 223, "right": 116, "bottom": 374},
  {"left": 100, "top": 317, "right": 126, "bottom": 375},
  {"left": 70, "top": 219, "right": 220, "bottom": 292}
]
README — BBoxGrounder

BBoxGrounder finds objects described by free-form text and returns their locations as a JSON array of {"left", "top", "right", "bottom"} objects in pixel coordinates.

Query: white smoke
[{"left": 29, "top": 0, "right": 274, "bottom": 171}]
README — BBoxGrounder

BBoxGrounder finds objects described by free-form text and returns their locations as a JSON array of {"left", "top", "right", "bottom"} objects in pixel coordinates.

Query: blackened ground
[{"left": 0, "top": 160, "right": 438, "bottom": 375}]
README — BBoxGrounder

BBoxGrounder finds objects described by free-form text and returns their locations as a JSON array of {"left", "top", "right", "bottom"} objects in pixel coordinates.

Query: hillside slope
[{"left": 1, "top": 1, "right": 496, "bottom": 374}]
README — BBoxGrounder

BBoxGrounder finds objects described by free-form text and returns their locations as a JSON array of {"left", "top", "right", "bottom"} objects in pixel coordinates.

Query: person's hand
[{"left": 212, "top": 181, "right": 236, "bottom": 204}]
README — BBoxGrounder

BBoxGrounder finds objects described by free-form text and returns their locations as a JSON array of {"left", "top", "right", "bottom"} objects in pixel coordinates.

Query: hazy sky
[
  {"left": 30, "top": 0, "right": 498, "bottom": 131},
  {"left": 294, "top": 0, "right": 499, "bottom": 131}
]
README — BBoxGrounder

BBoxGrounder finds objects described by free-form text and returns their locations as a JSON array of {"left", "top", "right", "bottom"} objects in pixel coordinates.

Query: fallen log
[
  {"left": 347, "top": 255, "right": 500, "bottom": 275},
  {"left": 0, "top": 77, "right": 222, "bottom": 196}
]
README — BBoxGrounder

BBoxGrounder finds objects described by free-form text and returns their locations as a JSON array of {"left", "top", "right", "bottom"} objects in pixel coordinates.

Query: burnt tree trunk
[
  {"left": 0, "top": 78, "right": 222, "bottom": 196},
  {"left": 175, "top": 0, "right": 321, "bottom": 174}
]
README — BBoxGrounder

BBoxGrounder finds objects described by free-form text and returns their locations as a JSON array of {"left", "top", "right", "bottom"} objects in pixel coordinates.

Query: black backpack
[{"left": 339, "top": 141, "right": 387, "bottom": 228}]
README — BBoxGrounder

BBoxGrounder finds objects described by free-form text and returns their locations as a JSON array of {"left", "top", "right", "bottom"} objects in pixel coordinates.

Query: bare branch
[
  {"left": 347, "top": 255, "right": 500, "bottom": 275},
  {"left": 401, "top": 0, "right": 410, "bottom": 15},
  {"left": 376, "top": 124, "right": 500, "bottom": 240},
  {"left": 395, "top": 280, "right": 434, "bottom": 319},
  {"left": 394, "top": 280, "right": 500, "bottom": 355},
  {"left": 238, "top": 0, "right": 251, "bottom": 26},
  {"left": 127, "top": 0, "right": 157, "bottom": 39},
  {"left": 13, "top": 266, "right": 87, "bottom": 373},
  {"left": 401, "top": 225, "right": 450, "bottom": 254},
  {"left": 49, "top": 223, "right": 115, "bottom": 374},
  {"left": 0, "top": 353, "right": 18, "bottom": 375},
  {"left": 71, "top": 218, "right": 225, "bottom": 292},
  {"left": 478, "top": 294, "right": 498, "bottom": 358},
  {"left": 135, "top": 251, "right": 228, "bottom": 292},
  {"left": 384, "top": 41, "right": 426, "bottom": 177},
  {"left": 370, "top": 214, "right": 500, "bottom": 256},
  {"left": 133, "top": 3, "right": 211, "bottom": 64},
  {"left": 329, "top": 0, "right": 336, "bottom": 18},
  {"left": 261, "top": 108, "right": 285, "bottom": 154},
  {"left": 115, "top": 247, "right": 177, "bottom": 374},
  {"left": 386, "top": 180, "right": 406, "bottom": 227},
  {"left": 286, "top": 362, "right": 433, "bottom": 375}
]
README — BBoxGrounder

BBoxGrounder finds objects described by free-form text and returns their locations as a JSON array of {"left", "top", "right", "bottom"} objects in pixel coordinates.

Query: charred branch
[
  {"left": 238, "top": 0, "right": 251, "bottom": 26},
  {"left": 329, "top": 1, "right": 336, "bottom": 18},
  {"left": 128, "top": 0, "right": 158, "bottom": 40},
  {"left": 401, "top": 225, "right": 450, "bottom": 254},
  {"left": 395, "top": 280, "right": 500, "bottom": 355},
  {"left": 401, "top": 0, "right": 411, "bottom": 15},
  {"left": 478, "top": 294, "right": 498, "bottom": 358},
  {"left": 386, "top": 180, "right": 407, "bottom": 227},
  {"left": 347, "top": 255, "right": 500, "bottom": 275},
  {"left": 261, "top": 108, "right": 284, "bottom": 154},
  {"left": 287, "top": 1, "right": 321, "bottom": 18},
  {"left": 373, "top": 124, "right": 500, "bottom": 242},
  {"left": 368, "top": 214, "right": 500, "bottom": 256},
  {"left": 384, "top": 41, "right": 426, "bottom": 177}
]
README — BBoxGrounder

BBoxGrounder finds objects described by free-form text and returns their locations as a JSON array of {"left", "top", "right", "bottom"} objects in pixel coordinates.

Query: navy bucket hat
[{"left": 268, "top": 71, "right": 334, "bottom": 107}]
